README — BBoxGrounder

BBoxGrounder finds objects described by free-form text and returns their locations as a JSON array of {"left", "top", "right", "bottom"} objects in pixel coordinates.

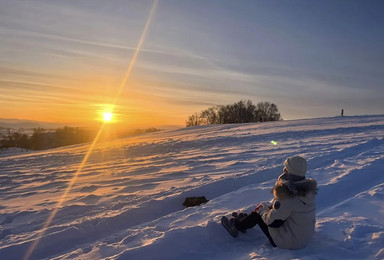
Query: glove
[{"left": 255, "top": 202, "right": 271, "bottom": 215}]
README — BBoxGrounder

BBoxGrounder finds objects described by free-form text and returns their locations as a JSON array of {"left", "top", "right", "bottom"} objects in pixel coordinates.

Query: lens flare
[
  {"left": 271, "top": 140, "right": 278, "bottom": 146},
  {"left": 22, "top": 1, "right": 159, "bottom": 259}
]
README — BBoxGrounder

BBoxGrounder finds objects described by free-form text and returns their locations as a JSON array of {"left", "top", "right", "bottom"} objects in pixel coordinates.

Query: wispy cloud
[{"left": 1, "top": 0, "right": 383, "bottom": 124}]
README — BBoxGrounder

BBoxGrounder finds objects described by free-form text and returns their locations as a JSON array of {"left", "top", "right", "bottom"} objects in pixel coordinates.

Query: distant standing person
[{"left": 341, "top": 109, "right": 344, "bottom": 117}]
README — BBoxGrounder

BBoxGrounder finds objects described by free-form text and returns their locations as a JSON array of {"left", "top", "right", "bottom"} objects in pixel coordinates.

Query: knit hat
[{"left": 284, "top": 156, "right": 307, "bottom": 177}]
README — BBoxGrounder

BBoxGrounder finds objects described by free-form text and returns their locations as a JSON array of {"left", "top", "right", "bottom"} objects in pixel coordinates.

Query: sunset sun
[{"left": 102, "top": 112, "right": 113, "bottom": 122}]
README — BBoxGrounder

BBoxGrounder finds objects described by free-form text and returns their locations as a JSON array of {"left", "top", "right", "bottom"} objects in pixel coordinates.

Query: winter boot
[
  {"left": 221, "top": 216, "right": 239, "bottom": 237},
  {"left": 231, "top": 212, "right": 248, "bottom": 233}
]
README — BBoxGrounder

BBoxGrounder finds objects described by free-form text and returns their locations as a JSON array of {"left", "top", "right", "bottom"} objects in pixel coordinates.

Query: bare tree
[
  {"left": 255, "top": 102, "right": 281, "bottom": 122},
  {"left": 201, "top": 107, "right": 219, "bottom": 125},
  {"left": 186, "top": 113, "right": 202, "bottom": 127}
]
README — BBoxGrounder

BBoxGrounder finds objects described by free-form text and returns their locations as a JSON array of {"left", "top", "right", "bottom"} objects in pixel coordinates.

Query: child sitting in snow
[{"left": 227, "top": 156, "right": 317, "bottom": 249}]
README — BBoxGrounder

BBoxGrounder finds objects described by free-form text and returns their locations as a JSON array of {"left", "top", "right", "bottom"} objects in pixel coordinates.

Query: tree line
[
  {"left": 0, "top": 126, "right": 162, "bottom": 151},
  {"left": 0, "top": 126, "right": 95, "bottom": 151},
  {"left": 186, "top": 100, "right": 282, "bottom": 127}
]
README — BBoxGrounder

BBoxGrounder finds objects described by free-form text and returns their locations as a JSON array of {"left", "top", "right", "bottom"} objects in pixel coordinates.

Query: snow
[{"left": 0, "top": 115, "right": 384, "bottom": 260}]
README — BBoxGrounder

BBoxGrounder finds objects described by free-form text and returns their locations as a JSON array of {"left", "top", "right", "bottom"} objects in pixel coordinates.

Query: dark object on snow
[{"left": 183, "top": 196, "right": 208, "bottom": 207}]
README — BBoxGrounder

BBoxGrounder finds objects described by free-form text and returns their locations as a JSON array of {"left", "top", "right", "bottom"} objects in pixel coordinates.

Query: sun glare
[{"left": 103, "top": 112, "right": 113, "bottom": 122}]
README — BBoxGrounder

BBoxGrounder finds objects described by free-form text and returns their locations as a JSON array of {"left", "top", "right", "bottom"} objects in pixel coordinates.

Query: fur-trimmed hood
[{"left": 273, "top": 178, "right": 318, "bottom": 200}]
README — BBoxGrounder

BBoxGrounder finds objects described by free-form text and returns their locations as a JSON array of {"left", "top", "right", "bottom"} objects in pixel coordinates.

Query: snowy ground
[{"left": 0, "top": 115, "right": 384, "bottom": 260}]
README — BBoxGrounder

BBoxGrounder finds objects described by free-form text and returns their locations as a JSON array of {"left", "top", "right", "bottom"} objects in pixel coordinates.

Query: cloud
[{"left": 1, "top": 0, "right": 382, "bottom": 124}]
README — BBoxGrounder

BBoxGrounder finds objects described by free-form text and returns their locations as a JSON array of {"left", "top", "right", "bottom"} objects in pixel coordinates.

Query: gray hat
[{"left": 284, "top": 156, "right": 307, "bottom": 177}]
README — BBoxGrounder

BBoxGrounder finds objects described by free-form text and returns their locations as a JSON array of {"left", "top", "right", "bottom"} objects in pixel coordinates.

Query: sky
[{"left": 0, "top": 0, "right": 383, "bottom": 128}]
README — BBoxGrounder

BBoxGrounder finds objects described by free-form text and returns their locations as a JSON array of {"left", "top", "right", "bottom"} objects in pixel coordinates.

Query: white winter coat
[{"left": 260, "top": 178, "right": 317, "bottom": 249}]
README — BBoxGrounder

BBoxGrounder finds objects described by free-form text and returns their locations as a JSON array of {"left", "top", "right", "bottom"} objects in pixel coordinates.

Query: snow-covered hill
[{"left": 1, "top": 115, "right": 384, "bottom": 260}]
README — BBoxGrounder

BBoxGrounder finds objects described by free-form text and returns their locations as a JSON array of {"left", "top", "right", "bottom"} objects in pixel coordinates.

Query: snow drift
[{"left": 0, "top": 115, "right": 383, "bottom": 259}]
